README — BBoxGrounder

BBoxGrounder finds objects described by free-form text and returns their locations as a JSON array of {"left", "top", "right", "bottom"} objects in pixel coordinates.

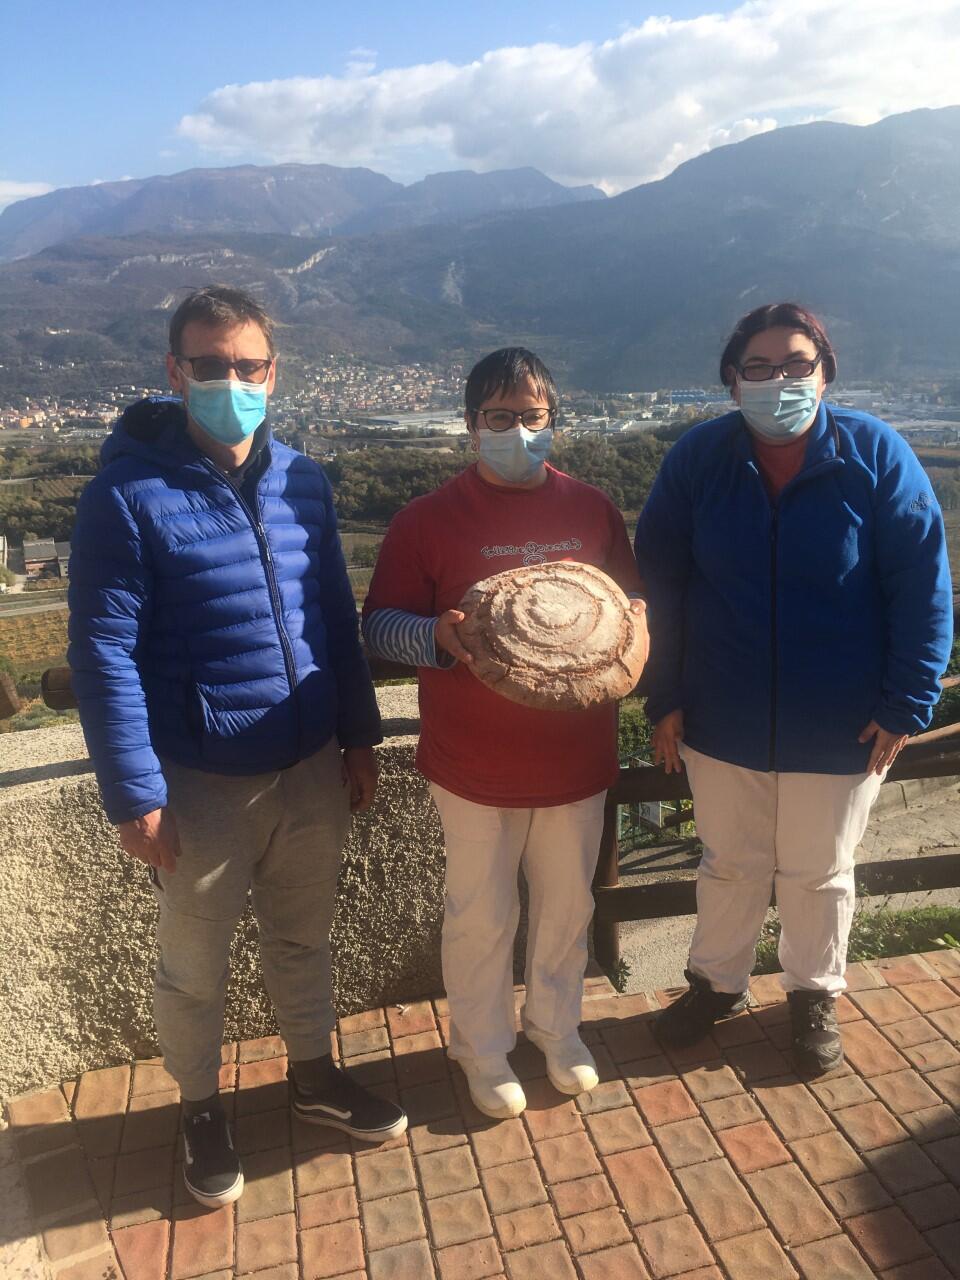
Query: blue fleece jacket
[
  {"left": 67, "top": 397, "right": 381, "bottom": 823},
  {"left": 634, "top": 404, "right": 953, "bottom": 774}
]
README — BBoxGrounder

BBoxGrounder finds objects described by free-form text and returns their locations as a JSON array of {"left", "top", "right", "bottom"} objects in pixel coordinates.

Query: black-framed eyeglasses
[
  {"left": 177, "top": 356, "right": 274, "bottom": 384},
  {"left": 470, "top": 407, "right": 555, "bottom": 432},
  {"left": 736, "top": 352, "right": 823, "bottom": 382}
]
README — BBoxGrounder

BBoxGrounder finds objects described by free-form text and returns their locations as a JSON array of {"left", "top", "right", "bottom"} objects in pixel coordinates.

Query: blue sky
[{"left": 4, "top": 0, "right": 959, "bottom": 206}]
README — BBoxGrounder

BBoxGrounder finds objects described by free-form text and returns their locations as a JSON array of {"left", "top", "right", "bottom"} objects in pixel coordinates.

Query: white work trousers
[
  {"left": 430, "top": 784, "right": 607, "bottom": 1060},
  {"left": 681, "top": 744, "right": 884, "bottom": 995}
]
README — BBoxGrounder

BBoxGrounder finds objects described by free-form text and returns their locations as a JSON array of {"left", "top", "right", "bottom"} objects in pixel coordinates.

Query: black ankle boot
[
  {"left": 656, "top": 969, "right": 750, "bottom": 1048},
  {"left": 788, "top": 990, "right": 842, "bottom": 1076}
]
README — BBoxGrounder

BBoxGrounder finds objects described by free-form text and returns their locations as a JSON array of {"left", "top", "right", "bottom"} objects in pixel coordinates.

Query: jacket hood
[{"left": 100, "top": 396, "right": 272, "bottom": 473}]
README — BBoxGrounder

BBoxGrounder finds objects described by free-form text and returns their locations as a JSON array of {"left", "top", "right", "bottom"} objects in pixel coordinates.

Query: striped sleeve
[{"left": 363, "top": 607, "right": 456, "bottom": 669}]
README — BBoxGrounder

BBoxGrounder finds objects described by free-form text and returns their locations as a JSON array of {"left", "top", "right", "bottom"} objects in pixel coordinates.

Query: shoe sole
[
  {"left": 183, "top": 1167, "right": 244, "bottom": 1208},
  {"left": 545, "top": 1067, "right": 599, "bottom": 1096},
  {"left": 291, "top": 1104, "right": 408, "bottom": 1143}
]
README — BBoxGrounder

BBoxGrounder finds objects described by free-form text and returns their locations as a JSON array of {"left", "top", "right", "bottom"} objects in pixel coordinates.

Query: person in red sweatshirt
[{"left": 363, "top": 347, "right": 646, "bottom": 1119}]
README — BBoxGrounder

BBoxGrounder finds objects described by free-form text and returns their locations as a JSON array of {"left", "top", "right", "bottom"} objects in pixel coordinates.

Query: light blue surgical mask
[
  {"left": 477, "top": 425, "right": 553, "bottom": 483},
  {"left": 738, "top": 376, "right": 821, "bottom": 441},
  {"left": 183, "top": 375, "right": 268, "bottom": 445}
]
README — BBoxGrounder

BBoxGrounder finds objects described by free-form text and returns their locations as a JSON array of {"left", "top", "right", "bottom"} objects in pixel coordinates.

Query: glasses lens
[
  {"left": 235, "top": 359, "right": 272, "bottom": 383},
  {"left": 520, "top": 409, "right": 551, "bottom": 428},
  {"left": 482, "top": 411, "right": 518, "bottom": 431},
  {"left": 782, "top": 360, "right": 816, "bottom": 379},
  {"left": 189, "top": 357, "right": 231, "bottom": 382},
  {"left": 741, "top": 364, "right": 776, "bottom": 381}
]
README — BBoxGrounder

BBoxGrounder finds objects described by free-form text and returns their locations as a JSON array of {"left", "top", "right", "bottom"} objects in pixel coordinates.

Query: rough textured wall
[{"left": 0, "top": 691, "right": 447, "bottom": 1098}]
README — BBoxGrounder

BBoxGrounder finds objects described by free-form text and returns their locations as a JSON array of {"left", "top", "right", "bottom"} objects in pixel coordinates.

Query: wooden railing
[{"left": 8, "top": 665, "right": 960, "bottom": 977}]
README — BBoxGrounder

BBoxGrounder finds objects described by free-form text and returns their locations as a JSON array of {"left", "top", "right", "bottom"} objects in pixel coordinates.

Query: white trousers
[
  {"left": 430, "top": 784, "right": 607, "bottom": 1060},
  {"left": 681, "top": 745, "right": 883, "bottom": 995}
]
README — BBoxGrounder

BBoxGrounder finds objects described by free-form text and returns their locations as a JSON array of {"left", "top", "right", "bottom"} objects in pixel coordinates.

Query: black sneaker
[
  {"left": 656, "top": 969, "right": 750, "bottom": 1048},
  {"left": 788, "top": 990, "right": 843, "bottom": 1077},
  {"left": 288, "top": 1064, "right": 408, "bottom": 1143},
  {"left": 182, "top": 1107, "right": 244, "bottom": 1207}
]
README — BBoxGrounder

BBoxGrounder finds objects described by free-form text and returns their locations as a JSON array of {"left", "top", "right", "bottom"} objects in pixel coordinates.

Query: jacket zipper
[
  {"left": 769, "top": 509, "right": 779, "bottom": 770},
  {"left": 202, "top": 460, "right": 299, "bottom": 698}
]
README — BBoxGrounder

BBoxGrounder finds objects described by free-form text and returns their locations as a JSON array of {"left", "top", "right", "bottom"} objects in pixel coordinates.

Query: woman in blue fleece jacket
[{"left": 634, "top": 302, "right": 952, "bottom": 1076}]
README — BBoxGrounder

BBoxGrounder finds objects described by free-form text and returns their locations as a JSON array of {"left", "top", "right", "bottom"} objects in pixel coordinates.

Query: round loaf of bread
[{"left": 457, "top": 562, "right": 645, "bottom": 711}]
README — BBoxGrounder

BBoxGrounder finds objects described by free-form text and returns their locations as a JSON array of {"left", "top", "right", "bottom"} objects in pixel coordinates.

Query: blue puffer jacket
[
  {"left": 68, "top": 397, "right": 381, "bottom": 823},
  {"left": 634, "top": 404, "right": 953, "bottom": 774}
]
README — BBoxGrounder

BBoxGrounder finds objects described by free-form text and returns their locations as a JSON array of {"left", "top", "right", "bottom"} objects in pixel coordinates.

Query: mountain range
[{"left": 2, "top": 107, "right": 959, "bottom": 389}]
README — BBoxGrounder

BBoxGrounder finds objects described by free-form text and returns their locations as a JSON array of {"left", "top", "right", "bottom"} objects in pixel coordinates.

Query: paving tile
[
  {"left": 481, "top": 1158, "right": 547, "bottom": 1214},
  {"left": 234, "top": 1106, "right": 289, "bottom": 1154},
  {"left": 723, "top": 1040, "right": 790, "bottom": 1082},
  {"left": 713, "top": 1010, "right": 767, "bottom": 1047},
  {"left": 927, "top": 1064, "right": 960, "bottom": 1108},
  {"left": 427, "top": 1188, "right": 494, "bottom": 1248},
  {"left": 339, "top": 1007, "right": 386, "bottom": 1035},
  {"left": 436, "top": 1236, "right": 503, "bottom": 1280},
  {"left": 386, "top": 999, "right": 438, "bottom": 1039},
  {"left": 502, "top": 1238, "right": 578, "bottom": 1279},
  {"left": 535, "top": 1136, "right": 601, "bottom": 1182},
  {"left": 832, "top": 1102, "right": 909, "bottom": 1151},
  {"left": 873, "top": 957, "right": 938, "bottom": 985},
  {"left": 300, "top": 1218, "right": 366, "bottom": 1278},
  {"left": 411, "top": 1115, "right": 471, "bottom": 1155},
  {"left": 898, "top": 1183, "right": 960, "bottom": 1231},
  {"left": 170, "top": 1204, "right": 234, "bottom": 1279},
  {"left": 789, "top": 1131, "right": 865, "bottom": 1183},
  {"left": 238, "top": 1035, "right": 285, "bottom": 1063},
  {"left": 745, "top": 1164, "right": 838, "bottom": 1246},
  {"left": 752, "top": 1078, "right": 833, "bottom": 1141},
  {"left": 340, "top": 1026, "right": 390, "bottom": 1057},
  {"left": 235, "top": 1212, "right": 297, "bottom": 1274},
  {"left": 576, "top": 1079, "right": 633, "bottom": 1115},
  {"left": 836, "top": 994, "right": 865, "bottom": 1024},
  {"left": 863, "top": 1140, "right": 944, "bottom": 1195},
  {"left": 600, "top": 1021, "right": 659, "bottom": 1064},
  {"left": 577, "top": 1242, "right": 652, "bottom": 1278},
  {"left": 76, "top": 1113, "right": 126, "bottom": 1160},
  {"left": 675, "top": 1158, "right": 763, "bottom": 1241},
  {"left": 394, "top": 1030, "right": 448, "bottom": 1088},
  {"left": 682, "top": 1063, "right": 744, "bottom": 1103},
  {"left": 42, "top": 1212, "right": 111, "bottom": 1264},
  {"left": 584, "top": 1106, "right": 651, "bottom": 1155},
  {"left": 790, "top": 1235, "right": 876, "bottom": 1279},
  {"left": 654, "top": 1117, "right": 722, "bottom": 1169},
  {"left": 921, "top": 950, "right": 960, "bottom": 979},
  {"left": 417, "top": 1141, "right": 480, "bottom": 1202},
  {"left": 88, "top": 1154, "right": 117, "bottom": 1213},
  {"left": 878, "top": 1260, "right": 952, "bottom": 1280},
  {"left": 7, "top": 1086, "right": 72, "bottom": 1129},
  {"left": 845, "top": 962, "right": 886, "bottom": 991},
  {"left": 521, "top": 1079, "right": 582, "bottom": 1140},
  {"left": 699, "top": 1093, "right": 763, "bottom": 1131},
  {"left": 902, "top": 1040, "right": 960, "bottom": 1072},
  {"left": 471, "top": 1119, "right": 533, "bottom": 1169},
  {"left": 635, "top": 1213, "right": 713, "bottom": 1277},
  {"left": 841, "top": 1021, "right": 910, "bottom": 1076},
  {"left": 604, "top": 1146, "right": 686, "bottom": 1226},
  {"left": 114, "top": 1143, "right": 176, "bottom": 1196},
  {"left": 292, "top": 1146, "right": 354, "bottom": 1195},
  {"left": 110, "top": 1184, "right": 173, "bottom": 1230},
  {"left": 298, "top": 1184, "right": 359, "bottom": 1229},
  {"left": 560, "top": 1205, "right": 631, "bottom": 1254},
  {"left": 354, "top": 1147, "right": 416, "bottom": 1200},
  {"left": 112, "top": 1219, "right": 169, "bottom": 1280},
  {"left": 73, "top": 1065, "right": 131, "bottom": 1120},
  {"left": 883, "top": 1019, "right": 940, "bottom": 1051},
  {"left": 713, "top": 1228, "right": 798, "bottom": 1279},
  {"left": 870, "top": 1068, "right": 942, "bottom": 1114},
  {"left": 496, "top": 1203, "right": 562, "bottom": 1251},
  {"left": 717, "top": 1120, "right": 790, "bottom": 1173},
  {"left": 551, "top": 1172, "right": 616, "bottom": 1218},
  {"left": 900, "top": 1105, "right": 960, "bottom": 1142},
  {"left": 120, "top": 1090, "right": 180, "bottom": 1154},
  {"left": 819, "top": 1172, "right": 892, "bottom": 1218},
  {"left": 234, "top": 1148, "right": 295, "bottom": 1222},
  {"left": 236, "top": 1056, "right": 289, "bottom": 1114},
  {"left": 926, "top": 1222, "right": 960, "bottom": 1277},
  {"left": 55, "top": 1249, "right": 123, "bottom": 1280},
  {"left": 401, "top": 1077, "right": 459, "bottom": 1126},
  {"left": 621, "top": 1055, "right": 679, "bottom": 1089},
  {"left": 368, "top": 1236, "right": 437, "bottom": 1279},
  {"left": 632, "top": 1080, "right": 697, "bottom": 1127},
  {"left": 926, "top": 1135, "right": 960, "bottom": 1182},
  {"left": 900, "top": 982, "right": 960, "bottom": 1014},
  {"left": 24, "top": 1143, "right": 99, "bottom": 1223},
  {"left": 845, "top": 1207, "right": 932, "bottom": 1271},
  {"left": 847, "top": 987, "right": 918, "bottom": 1025},
  {"left": 361, "top": 1188, "right": 427, "bottom": 1250}
]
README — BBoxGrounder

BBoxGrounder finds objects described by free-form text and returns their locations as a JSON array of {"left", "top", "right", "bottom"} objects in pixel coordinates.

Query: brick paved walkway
[{"left": 5, "top": 952, "right": 960, "bottom": 1280}]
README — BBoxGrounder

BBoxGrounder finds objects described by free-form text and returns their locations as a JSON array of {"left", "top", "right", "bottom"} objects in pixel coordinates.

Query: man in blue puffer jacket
[{"left": 68, "top": 286, "right": 406, "bottom": 1208}]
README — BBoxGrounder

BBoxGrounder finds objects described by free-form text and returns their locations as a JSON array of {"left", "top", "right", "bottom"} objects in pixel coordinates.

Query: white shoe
[
  {"left": 451, "top": 1053, "right": 527, "bottom": 1119},
  {"left": 526, "top": 1028, "right": 599, "bottom": 1095}
]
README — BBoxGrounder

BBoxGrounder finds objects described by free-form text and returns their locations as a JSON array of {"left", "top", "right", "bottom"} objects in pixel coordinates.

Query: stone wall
[{"left": 0, "top": 689, "right": 449, "bottom": 1099}]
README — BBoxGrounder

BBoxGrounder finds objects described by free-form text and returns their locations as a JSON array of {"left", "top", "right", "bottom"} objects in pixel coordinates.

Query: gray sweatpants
[{"left": 152, "top": 739, "right": 350, "bottom": 1100}]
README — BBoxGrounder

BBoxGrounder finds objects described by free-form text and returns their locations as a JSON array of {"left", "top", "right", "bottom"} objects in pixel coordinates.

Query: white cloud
[
  {"left": 0, "top": 180, "right": 54, "bottom": 212},
  {"left": 177, "top": 0, "right": 960, "bottom": 192}
]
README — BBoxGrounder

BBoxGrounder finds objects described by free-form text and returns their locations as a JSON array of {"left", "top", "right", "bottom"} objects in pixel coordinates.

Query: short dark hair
[
  {"left": 719, "top": 302, "right": 837, "bottom": 387},
  {"left": 168, "top": 285, "right": 275, "bottom": 357},
  {"left": 464, "top": 347, "right": 559, "bottom": 417}
]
